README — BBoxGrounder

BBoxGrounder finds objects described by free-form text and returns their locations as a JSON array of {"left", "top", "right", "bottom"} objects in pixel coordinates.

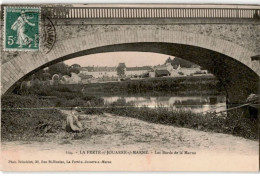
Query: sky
[{"left": 64, "top": 52, "right": 173, "bottom": 67}]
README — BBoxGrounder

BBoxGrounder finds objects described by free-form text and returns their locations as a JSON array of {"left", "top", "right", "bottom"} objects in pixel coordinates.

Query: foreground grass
[{"left": 1, "top": 95, "right": 65, "bottom": 141}]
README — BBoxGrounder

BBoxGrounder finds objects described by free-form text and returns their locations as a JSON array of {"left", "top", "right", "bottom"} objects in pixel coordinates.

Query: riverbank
[
  {"left": 2, "top": 110, "right": 258, "bottom": 171},
  {"left": 101, "top": 99, "right": 259, "bottom": 140},
  {"left": 18, "top": 75, "right": 225, "bottom": 97},
  {"left": 81, "top": 75, "right": 225, "bottom": 96},
  {"left": 2, "top": 110, "right": 258, "bottom": 157},
  {"left": 1, "top": 94, "right": 259, "bottom": 141}
]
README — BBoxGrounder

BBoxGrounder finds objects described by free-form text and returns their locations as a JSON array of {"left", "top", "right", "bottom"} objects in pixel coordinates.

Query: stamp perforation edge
[{"left": 3, "top": 6, "right": 41, "bottom": 52}]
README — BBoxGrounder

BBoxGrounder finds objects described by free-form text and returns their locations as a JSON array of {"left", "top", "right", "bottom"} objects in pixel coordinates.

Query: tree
[
  {"left": 48, "top": 62, "right": 81, "bottom": 77},
  {"left": 116, "top": 63, "right": 126, "bottom": 78},
  {"left": 33, "top": 69, "right": 52, "bottom": 81},
  {"left": 52, "top": 74, "right": 60, "bottom": 85},
  {"left": 164, "top": 57, "right": 173, "bottom": 64},
  {"left": 42, "top": 72, "right": 51, "bottom": 81},
  {"left": 48, "top": 62, "right": 68, "bottom": 76},
  {"left": 68, "top": 66, "right": 80, "bottom": 75},
  {"left": 71, "top": 64, "right": 81, "bottom": 68},
  {"left": 165, "top": 57, "right": 198, "bottom": 68},
  {"left": 20, "top": 62, "right": 80, "bottom": 84}
]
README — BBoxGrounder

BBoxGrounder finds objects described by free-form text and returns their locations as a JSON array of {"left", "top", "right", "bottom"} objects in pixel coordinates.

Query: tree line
[{"left": 25, "top": 62, "right": 80, "bottom": 81}]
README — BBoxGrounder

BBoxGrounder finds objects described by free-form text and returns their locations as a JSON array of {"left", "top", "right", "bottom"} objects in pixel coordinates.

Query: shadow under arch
[{"left": 7, "top": 42, "right": 259, "bottom": 105}]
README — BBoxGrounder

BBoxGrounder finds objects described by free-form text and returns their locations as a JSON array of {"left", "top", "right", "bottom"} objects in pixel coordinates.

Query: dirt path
[{"left": 2, "top": 110, "right": 258, "bottom": 156}]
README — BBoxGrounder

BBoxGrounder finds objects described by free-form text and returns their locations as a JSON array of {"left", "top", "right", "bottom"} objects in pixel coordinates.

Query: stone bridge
[{"left": 1, "top": 5, "right": 260, "bottom": 105}]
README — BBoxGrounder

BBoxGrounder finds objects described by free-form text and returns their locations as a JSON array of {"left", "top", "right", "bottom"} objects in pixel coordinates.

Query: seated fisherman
[
  {"left": 66, "top": 107, "right": 84, "bottom": 132},
  {"left": 246, "top": 94, "right": 259, "bottom": 119}
]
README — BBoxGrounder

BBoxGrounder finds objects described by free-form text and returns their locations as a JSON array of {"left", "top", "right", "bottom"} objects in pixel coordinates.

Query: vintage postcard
[{"left": 0, "top": 3, "right": 259, "bottom": 171}]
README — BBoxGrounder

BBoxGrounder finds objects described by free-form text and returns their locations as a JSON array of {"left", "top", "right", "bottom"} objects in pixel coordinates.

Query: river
[{"left": 102, "top": 95, "right": 226, "bottom": 113}]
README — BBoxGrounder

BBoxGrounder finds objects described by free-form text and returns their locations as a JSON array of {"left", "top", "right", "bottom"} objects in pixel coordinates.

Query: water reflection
[{"left": 102, "top": 96, "right": 226, "bottom": 113}]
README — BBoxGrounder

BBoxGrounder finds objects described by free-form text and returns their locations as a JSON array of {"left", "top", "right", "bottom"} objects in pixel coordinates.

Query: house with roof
[
  {"left": 153, "top": 60, "right": 203, "bottom": 77},
  {"left": 79, "top": 66, "right": 118, "bottom": 78},
  {"left": 78, "top": 73, "right": 94, "bottom": 84},
  {"left": 152, "top": 62, "right": 178, "bottom": 77},
  {"left": 155, "top": 70, "right": 171, "bottom": 77}
]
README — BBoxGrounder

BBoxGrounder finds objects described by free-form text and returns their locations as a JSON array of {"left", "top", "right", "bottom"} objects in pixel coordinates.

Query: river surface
[{"left": 102, "top": 95, "right": 226, "bottom": 113}]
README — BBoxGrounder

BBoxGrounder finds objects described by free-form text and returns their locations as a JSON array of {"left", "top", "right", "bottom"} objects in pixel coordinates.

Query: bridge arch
[{"left": 2, "top": 29, "right": 259, "bottom": 103}]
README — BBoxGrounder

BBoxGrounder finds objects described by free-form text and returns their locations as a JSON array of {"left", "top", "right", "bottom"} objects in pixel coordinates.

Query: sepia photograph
[{"left": 0, "top": 2, "right": 259, "bottom": 171}]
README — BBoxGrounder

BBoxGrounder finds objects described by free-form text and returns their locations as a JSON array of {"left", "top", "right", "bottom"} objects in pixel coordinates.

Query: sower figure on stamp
[
  {"left": 11, "top": 10, "right": 35, "bottom": 48},
  {"left": 66, "top": 107, "right": 84, "bottom": 132}
]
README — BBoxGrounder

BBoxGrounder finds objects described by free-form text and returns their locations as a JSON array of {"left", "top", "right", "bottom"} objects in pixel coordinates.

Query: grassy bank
[
  {"left": 89, "top": 99, "right": 259, "bottom": 140},
  {"left": 1, "top": 95, "right": 65, "bottom": 141},
  {"left": 1, "top": 87, "right": 105, "bottom": 141},
  {"left": 82, "top": 76, "right": 224, "bottom": 96},
  {"left": 2, "top": 93, "right": 258, "bottom": 141}
]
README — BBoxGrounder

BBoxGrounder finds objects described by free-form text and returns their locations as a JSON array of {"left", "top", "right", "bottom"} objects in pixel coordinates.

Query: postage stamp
[{"left": 4, "top": 7, "right": 40, "bottom": 51}]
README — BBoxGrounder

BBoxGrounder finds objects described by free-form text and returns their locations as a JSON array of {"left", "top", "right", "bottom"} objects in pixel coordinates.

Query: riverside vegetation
[
  {"left": 2, "top": 81, "right": 259, "bottom": 141},
  {"left": 53, "top": 75, "right": 225, "bottom": 96}
]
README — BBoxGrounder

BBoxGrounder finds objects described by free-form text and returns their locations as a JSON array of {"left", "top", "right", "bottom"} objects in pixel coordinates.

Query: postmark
[
  {"left": 42, "top": 15, "right": 56, "bottom": 54},
  {"left": 4, "top": 7, "right": 40, "bottom": 51}
]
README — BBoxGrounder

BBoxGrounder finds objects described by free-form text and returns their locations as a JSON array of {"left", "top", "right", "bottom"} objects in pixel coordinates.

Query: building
[
  {"left": 155, "top": 70, "right": 171, "bottom": 77},
  {"left": 154, "top": 62, "right": 174, "bottom": 71},
  {"left": 60, "top": 72, "right": 82, "bottom": 84},
  {"left": 149, "top": 71, "right": 156, "bottom": 78},
  {"left": 153, "top": 61, "right": 204, "bottom": 77},
  {"left": 79, "top": 65, "right": 153, "bottom": 79},
  {"left": 79, "top": 74, "right": 94, "bottom": 84},
  {"left": 154, "top": 62, "right": 180, "bottom": 76},
  {"left": 79, "top": 66, "right": 117, "bottom": 78},
  {"left": 125, "top": 66, "right": 153, "bottom": 78},
  {"left": 177, "top": 67, "right": 202, "bottom": 76},
  {"left": 70, "top": 73, "right": 82, "bottom": 84}
]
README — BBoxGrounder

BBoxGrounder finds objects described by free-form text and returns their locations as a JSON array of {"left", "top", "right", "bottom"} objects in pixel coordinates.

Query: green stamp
[{"left": 4, "top": 7, "right": 40, "bottom": 51}]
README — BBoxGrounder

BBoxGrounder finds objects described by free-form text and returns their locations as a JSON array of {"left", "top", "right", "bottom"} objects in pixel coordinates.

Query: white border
[
  {"left": 1, "top": 0, "right": 259, "bottom": 176},
  {"left": 0, "top": 0, "right": 260, "bottom": 4},
  {"left": 3, "top": 6, "right": 41, "bottom": 52}
]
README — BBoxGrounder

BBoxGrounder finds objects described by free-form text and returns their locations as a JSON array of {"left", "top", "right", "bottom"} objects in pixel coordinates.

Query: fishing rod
[
  {"left": 200, "top": 101, "right": 259, "bottom": 114},
  {"left": 199, "top": 104, "right": 226, "bottom": 114}
]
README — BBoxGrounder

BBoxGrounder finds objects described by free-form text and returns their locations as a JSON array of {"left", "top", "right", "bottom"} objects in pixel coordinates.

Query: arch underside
[{"left": 10, "top": 42, "right": 259, "bottom": 103}]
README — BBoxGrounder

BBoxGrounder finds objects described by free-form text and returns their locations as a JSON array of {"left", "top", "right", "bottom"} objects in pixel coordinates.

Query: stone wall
[{"left": 54, "top": 24, "right": 260, "bottom": 54}]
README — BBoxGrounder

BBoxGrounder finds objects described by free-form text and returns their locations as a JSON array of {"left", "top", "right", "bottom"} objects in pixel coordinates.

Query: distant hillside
[{"left": 165, "top": 57, "right": 199, "bottom": 68}]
